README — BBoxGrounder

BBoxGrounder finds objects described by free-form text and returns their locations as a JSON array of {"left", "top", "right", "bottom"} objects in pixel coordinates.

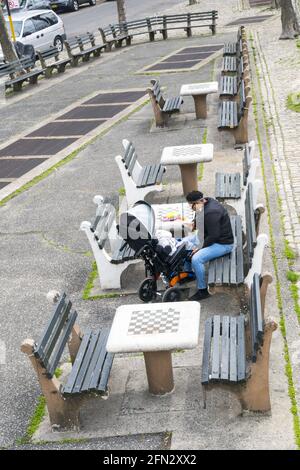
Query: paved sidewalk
[{"left": 0, "top": 0, "right": 299, "bottom": 451}]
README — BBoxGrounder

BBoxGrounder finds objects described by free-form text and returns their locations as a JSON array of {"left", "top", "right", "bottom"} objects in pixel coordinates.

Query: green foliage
[
  {"left": 54, "top": 368, "right": 63, "bottom": 379},
  {"left": 286, "top": 93, "right": 300, "bottom": 113},
  {"left": 16, "top": 396, "right": 46, "bottom": 445},
  {"left": 284, "top": 240, "right": 297, "bottom": 260}
]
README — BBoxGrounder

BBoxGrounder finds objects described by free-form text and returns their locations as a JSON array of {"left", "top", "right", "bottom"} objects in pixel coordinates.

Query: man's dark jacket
[{"left": 195, "top": 198, "right": 234, "bottom": 248}]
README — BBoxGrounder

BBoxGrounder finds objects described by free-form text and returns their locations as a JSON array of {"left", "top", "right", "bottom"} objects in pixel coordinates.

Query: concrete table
[
  {"left": 180, "top": 82, "right": 218, "bottom": 119},
  {"left": 152, "top": 202, "right": 194, "bottom": 235},
  {"left": 106, "top": 302, "right": 200, "bottom": 395},
  {"left": 160, "top": 143, "right": 213, "bottom": 195}
]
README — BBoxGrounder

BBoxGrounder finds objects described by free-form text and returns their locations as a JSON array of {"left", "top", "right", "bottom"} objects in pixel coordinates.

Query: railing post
[{"left": 211, "top": 10, "right": 217, "bottom": 35}]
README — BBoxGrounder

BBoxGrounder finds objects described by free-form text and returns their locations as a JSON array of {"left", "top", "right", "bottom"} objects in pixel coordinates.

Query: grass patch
[
  {"left": 82, "top": 261, "right": 121, "bottom": 300},
  {"left": 286, "top": 92, "right": 300, "bottom": 113},
  {"left": 118, "top": 187, "right": 126, "bottom": 196},
  {"left": 284, "top": 239, "right": 297, "bottom": 260},
  {"left": 54, "top": 368, "right": 63, "bottom": 379},
  {"left": 16, "top": 396, "right": 46, "bottom": 445}
]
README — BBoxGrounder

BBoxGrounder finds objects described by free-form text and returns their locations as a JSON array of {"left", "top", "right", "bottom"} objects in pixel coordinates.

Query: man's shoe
[{"left": 189, "top": 288, "right": 210, "bottom": 301}]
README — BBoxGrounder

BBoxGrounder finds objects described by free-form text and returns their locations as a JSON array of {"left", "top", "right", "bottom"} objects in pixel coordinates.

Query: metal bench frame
[
  {"left": 115, "top": 139, "right": 165, "bottom": 207},
  {"left": 80, "top": 195, "right": 140, "bottom": 290},
  {"left": 21, "top": 292, "right": 114, "bottom": 430},
  {"left": 147, "top": 79, "right": 184, "bottom": 128},
  {"left": 0, "top": 57, "right": 44, "bottom": 92},
  {"left": 64, "top": 33, "right": 106, "bottom": 67},
  {"left": 37, "top": 46, "right": 71, "bottom": 78},
  {"left": 201, "top": 269, "right": 277, "bottom": 413}
]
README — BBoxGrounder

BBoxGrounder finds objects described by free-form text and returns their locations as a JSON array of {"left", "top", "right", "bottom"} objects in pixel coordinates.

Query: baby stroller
[{"left": 119, "top": 201, "right": 196, "bottom": 302}]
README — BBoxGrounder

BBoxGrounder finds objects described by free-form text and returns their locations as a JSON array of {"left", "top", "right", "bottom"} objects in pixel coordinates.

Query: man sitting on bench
[{"left": 179, "top": 191, "right": 234, "bottom": 301}]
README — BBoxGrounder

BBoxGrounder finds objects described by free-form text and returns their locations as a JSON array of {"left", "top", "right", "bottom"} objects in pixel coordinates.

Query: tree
[
  {"left": 0, "top": 5, "right": 18, "bottom": 62},
  {"left": 189, "top": 0, "right": 197, "bottom": 4},
  {"left": 271, "top": 0, "right": 281, "bottom": 8},
  {"left": 116, "top": 0, "right": 127, "bottom": 24},
  {"left": 279, "top": 0, "right": 300, "bottom": 39}
]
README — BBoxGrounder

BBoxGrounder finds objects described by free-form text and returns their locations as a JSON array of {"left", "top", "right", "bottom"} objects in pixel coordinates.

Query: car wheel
[
  {"left": 54, "top": 36, "right": 64, "bottom": 52},
  {"left": 89, "top": 0, "right": 96, "bottom": 5},
  {"left": 71, "top": 0, "right": 79, "bottom": 11}
]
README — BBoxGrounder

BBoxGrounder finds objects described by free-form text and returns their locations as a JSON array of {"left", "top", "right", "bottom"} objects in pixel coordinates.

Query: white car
[{"left": 0, "top": 9, "right": 66, "bottom": 62}]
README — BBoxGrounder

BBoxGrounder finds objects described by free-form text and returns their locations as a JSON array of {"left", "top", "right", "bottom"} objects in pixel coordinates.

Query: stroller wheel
[
  {"left": 139, "top": 278, "right": 157, "bottom": 302},
  {"left": 162, "top": 287, "right": 182, "bottom": 303}
]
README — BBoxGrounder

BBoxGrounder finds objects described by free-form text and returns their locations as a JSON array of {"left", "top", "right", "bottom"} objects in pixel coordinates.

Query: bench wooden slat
[
  {"left": 63, "top": 328, "right": 93, "bottom": 394},
  {"left": 201, "top": 317, "right": 213, "bottom": 384},
  {"left": 89, "top": 328, "right": 110, "bottom": 390},
  {"left": 80, "top": 328, "right": 109, "bottom": 392},
  {"left": 211, "top": 315, "right": 221, "bottom": 380},
  {"left": 229, "top": 317, "right": 238, "bottom": 381},
  {"left": 72, "top": 330, "right": 101, "bottom": 394},
  {"left": 237, "top": 315, "right": 246, "bottom": 381},
  {"left": 34, "top": 293, "right": 68, "bottom": 361},
  {"left": 221, "top": 316, "right": 230, "bottom": 380},
  {"left": 47, "top": 310, "right": 78, "bottom": 378},
  {"left": 39, "top": 300, "right": 73, "bottom": 368},
  {"left": 97, "top": 352, "right": 114, "bottom": 392}
]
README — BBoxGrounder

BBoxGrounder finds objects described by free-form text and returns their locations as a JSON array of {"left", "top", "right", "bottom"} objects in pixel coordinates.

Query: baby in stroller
[{"left": 119, "top": 201, "right": 196, "bottom": 302}]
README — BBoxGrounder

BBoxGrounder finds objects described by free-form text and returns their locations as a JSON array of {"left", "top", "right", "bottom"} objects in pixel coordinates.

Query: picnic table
[
  {"left": 160, "top": 143, "right": 214, "bottom": 195},
  {"left": 106, "top": 302, "right": 200, "bottom": 395},
  {"left": 180, "top": 81, "right": 218, "bottom": 119}
]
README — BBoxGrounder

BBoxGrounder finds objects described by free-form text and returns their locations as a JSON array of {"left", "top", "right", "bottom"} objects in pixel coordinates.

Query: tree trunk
[
  {"left": 116, "top": 0, "right": 127, "bottom": 24},
  {"left": 189, "top": 0, "right": 197, "bottom": 5},
  {"left": 0, "top": 6, "right": 19, "bottom": 62},
  {"left": 271, "top": 0, "right": 281, "bottom": 8},
  {"left": 280, "top": 0, "right": 300, "bottom": 39}
]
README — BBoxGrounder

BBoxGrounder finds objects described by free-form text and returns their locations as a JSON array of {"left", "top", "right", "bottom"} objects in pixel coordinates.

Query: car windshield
[{"left": 5, "top": 20, "right": 23, "bottom": 37}]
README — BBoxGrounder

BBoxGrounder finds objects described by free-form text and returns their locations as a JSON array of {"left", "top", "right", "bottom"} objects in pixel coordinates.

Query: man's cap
[{"left": 186, "top": 191, "right": 204, "bottom": 203}]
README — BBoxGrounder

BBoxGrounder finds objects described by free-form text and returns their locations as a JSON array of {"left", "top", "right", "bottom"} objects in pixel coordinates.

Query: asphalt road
[{"left": 61, "top": 0, "right": 183, "bottom": 37}]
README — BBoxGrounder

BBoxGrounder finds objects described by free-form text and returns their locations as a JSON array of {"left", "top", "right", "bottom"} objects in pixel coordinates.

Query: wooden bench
[
  {"left": 99, "top": 11, "right": 218, "bottom": 47},
  {"left": 201, "top": 270, "right": 277, "bottom": 413},
  {"left": 220, "top": 59, "right": 250, "bottom": 99},
  {"left": 21, "top": 292, "right": 114, "bottom": 430},
  {"left": 208, "top": 182, "right": 265, "bottom": 295},
  {"left": 218, "top": 80, "right": 252, "bottom": 145},
  {"left": 116, "top": 17, "right": 165, "bottom": 42},
  {"left": 64, "top": 33, "right": 106, "bottom": 66},
  {"left": 80, "top": 195, "right": 140, "bottom": 290},
  {"left": 223, "top": 26, "right": 245, "bottom": 56},
  {"left": 153, "top": 11, "right": 218, "bottom": 38},
  {"left": 37, "top": 46, "right": 71, "bottom": 78},
  {"left": 115, "top": 139, "right": 166, "bottom": 207},
  {"left": 99, "top": 24, "right": 132, "bottom": 50},
  {"left": 147, "top": 79, "right": 184, "bottom": 128},
  {"left": 0, "top": 56, "right": 44, "bottom": 92},
  {"left": 215, "top": 141, "right": 260, "bottom": 217}
]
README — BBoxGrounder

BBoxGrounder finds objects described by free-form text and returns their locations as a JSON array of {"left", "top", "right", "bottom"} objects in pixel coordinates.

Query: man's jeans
[{"left": 184, "top": 243, "right": 234, "bottom": 289}]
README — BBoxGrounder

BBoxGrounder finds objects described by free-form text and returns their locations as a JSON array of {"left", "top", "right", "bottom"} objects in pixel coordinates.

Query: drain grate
[
  {"left": 27, "top": 121, "right": 103, "bottom": 138},
  {"left": 226, "top": 15, "right": 273, "bottom": 26},
  {"left": 142, "top": 44, "right": 223, "bottom": 73},
  {"left": 0, "top": 158, "right": 48, "bottom": 178},
  {"left": 85, "top": 90, "right": 145, "bottom": 105},
  {"left": 0, "top": 89, "right": 146, "bottom": 187},
  {"left": 0, "top": 138, "right": 77, "bottom": 157},
  {"left": 57, "top": 104, "right": 128, "bottom": 120}
]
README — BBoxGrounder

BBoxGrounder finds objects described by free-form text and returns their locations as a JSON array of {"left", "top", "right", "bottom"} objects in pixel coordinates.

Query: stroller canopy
[{"left": 119, "top": 201, "right": 155, "bottom": 252}]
